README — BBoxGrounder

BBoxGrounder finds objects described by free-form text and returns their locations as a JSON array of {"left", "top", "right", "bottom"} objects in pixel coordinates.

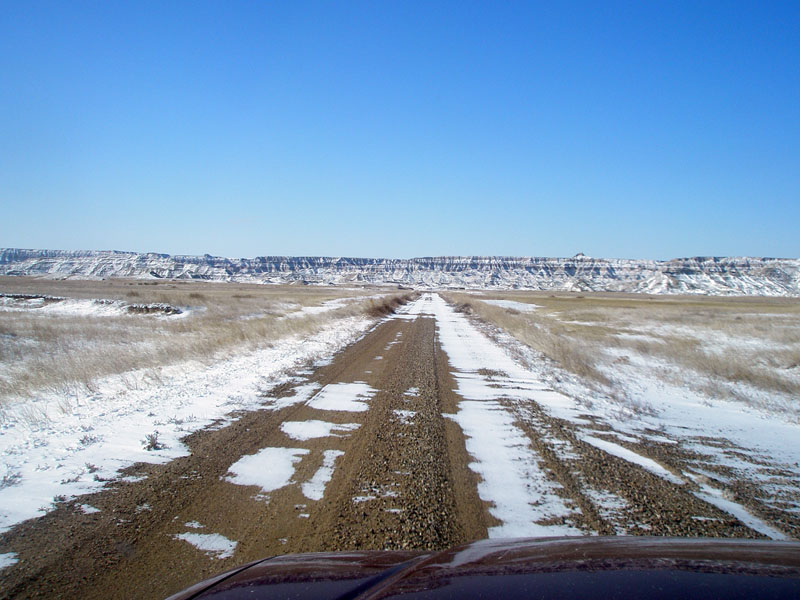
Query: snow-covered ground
[
  {"left": 284, "top": 294, "right": 387, "bottom": 319},
  {"left": 409, "top": 295, "right": 583, "bottom": 537},
  {"left": 412, "top": 294, "right": 800, "bottom": 539},
  {"left": 0, "top": 295, "right": 189, "bottom": 318},
  {"left": 483, "top": 299, "right": 541, "bottom": 312},
  {"left": 0, "top": 314, "right": 373, "bottom": 533}
]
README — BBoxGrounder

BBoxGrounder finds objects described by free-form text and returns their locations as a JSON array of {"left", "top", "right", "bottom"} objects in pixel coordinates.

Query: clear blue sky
[{"left": 1, "top": 1, "right": 798, "bottom": 259}]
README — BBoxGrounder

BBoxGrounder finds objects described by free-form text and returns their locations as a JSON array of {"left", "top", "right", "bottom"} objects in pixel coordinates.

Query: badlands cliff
[{"left": 1, "top": 249, "right": 798, "bottom": 296}]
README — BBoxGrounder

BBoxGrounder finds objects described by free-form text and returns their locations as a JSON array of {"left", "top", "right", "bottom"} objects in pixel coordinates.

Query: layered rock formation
[{"left": 1, "top": 248, "right": 798, "bottom": 296}]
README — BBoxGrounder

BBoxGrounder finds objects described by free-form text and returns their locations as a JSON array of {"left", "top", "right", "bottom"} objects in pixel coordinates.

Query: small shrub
[
  {"left": 126, "top": 303, "right": 183, "bottom": 316},
  {"left": 1, "top": 472, "right": 21, "bottom": 489},
  {"left": 454, "top": 302, "right": 473, "bottom": 314},
  {"left": 142, "top": 431, "right": 165, "bottom": 451},
  {"left": 365, "top": 293, "right": 416, "bottom": 318}
]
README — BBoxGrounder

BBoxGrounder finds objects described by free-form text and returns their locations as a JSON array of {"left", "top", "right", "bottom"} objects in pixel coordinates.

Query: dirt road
[{"left": 1, "top": 294, "right": 794, "bottom": 599}]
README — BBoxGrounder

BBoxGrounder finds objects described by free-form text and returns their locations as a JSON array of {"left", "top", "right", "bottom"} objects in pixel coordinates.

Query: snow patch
[
  {"left": 684, "top": 473, "right": 789, "bottom": 540},
  {"left": 284, "top": 296, "right": 373, "bottom": 319},
  {"left": 225, "top": 447, "right": 309, "bottom": 493},
  {"left": 483, "top": 299, "right": 541, "bottom": 312},
  {"left": 579, "top": 435, "right": 684, "bottom": 485},
  {"left": 280, "top": 420, "right": 360, "bottom": 441},
  {"left": 0, "top": 552, "right": 19, "bottom": 569},
  {"left": 393, "top": 409, "right": 416, "bottom": 425},
  {"left": 307, "top": 382, "right": 377, "bottom": 413},
  {"left": 445, "top": 400, "right": 581, "bottom": 537},
  {"left": 302, "top": 450, "right": 344, "bottom": 501},
  {"left": 173, "top": 532, "right": 237, "bottom": 559},
  {"left": 353, "top": 495, "right": 376, "bottom": 503},
  {"left": 583, "top": 488, "right": 630, "bottom": 534}
]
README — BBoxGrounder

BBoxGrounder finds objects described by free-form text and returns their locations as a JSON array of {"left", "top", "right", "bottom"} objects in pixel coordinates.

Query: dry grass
[
  {"left": 0, "top": 277, "right": 409, "bottom": 404},
  {"left": 442, "top": 293, "right": 611, "bottom": 386},
  {"left": 365, "top": 293, "right": 418, "bottom": 317},
  {"left": 446, "top": 290, "right": 800, "bottom": 408}
]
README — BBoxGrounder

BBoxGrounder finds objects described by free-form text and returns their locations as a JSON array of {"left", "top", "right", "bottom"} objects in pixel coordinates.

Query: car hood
[{"left": 166, "top": 536, "right": 800, "bottom": 599}]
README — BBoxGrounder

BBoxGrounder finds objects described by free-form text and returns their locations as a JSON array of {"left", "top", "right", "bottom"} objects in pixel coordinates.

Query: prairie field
[
  {"left": 0, "top": 276, "right": 402, "bottom": 407},
  {"left": 444, "top": 291, "right": 800, "bottom": 419}
]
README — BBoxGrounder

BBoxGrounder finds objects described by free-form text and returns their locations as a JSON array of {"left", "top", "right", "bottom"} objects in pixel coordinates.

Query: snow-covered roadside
[
  {"left": 284, "top": 294, "right": 387, "bottom": 319},
  {"left": 482, "top": 299, "right": 541, "bottom": 312},
  {"left": 592, "top": 352, "right": 800, "bottom": 539},
  {"left": 410, "top": 294, "right": 583, "bottom": 537},
  {"left": 0, "top": 315, "right": 374, "bottom": 533},
  {"left": 546, "top": 309, "right": 800, "bottom": 419},
  {"left": 472, "top": 298, "right": 800, "bottom": 464},
  {"left": 420, "top": 293, "right": 800, "bottom": 539}
]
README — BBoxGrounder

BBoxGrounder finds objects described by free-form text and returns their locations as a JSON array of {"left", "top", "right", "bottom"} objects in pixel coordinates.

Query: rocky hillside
[{"left": 1, "top": 248, "right": 798, "bottom": 296}]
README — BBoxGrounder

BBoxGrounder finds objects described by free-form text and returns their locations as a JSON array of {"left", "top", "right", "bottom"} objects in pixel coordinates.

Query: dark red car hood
[{"left": 166, "top": 536, "right": 800, "bottom": 600}]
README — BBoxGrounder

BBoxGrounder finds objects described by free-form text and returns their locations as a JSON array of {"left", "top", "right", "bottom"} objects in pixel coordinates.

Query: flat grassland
[
  {"left": 444, "top": 291, "right": 800, "bottom": 418},
  {"left": 0, "top": 277, "right": 400, "bottom": 406}
]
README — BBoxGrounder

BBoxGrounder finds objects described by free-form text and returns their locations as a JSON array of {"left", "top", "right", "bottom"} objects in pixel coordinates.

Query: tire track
[
  {"left": 506, "top": 399, "right": 767, "bottom": 537},
  {"left": 318, "top": 316, "right": 485, "bottom": 551}
]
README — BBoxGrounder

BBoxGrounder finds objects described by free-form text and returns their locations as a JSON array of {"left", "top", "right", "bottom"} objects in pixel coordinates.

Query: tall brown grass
[
  {"left": 444, "top": 290, "right": 800, "bottom": 409},
  {"left": 365, "top": 292, "right": 418, "bottom": 317},
  {"left": 442, "top": 293, "right": 611, "bottom": 386},
  {"left": 0, "top": 277, "right": 410, "bottom": 404}
]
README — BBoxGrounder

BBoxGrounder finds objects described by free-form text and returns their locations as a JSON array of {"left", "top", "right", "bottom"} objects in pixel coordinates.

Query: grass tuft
[{"left": 365, "top": 293, "right": 418, "bottom": 318}]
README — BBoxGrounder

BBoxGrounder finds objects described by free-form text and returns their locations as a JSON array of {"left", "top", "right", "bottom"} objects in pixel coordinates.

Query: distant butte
[{"left": 1, "top": 249, "right": 798, "bottom": 296}]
